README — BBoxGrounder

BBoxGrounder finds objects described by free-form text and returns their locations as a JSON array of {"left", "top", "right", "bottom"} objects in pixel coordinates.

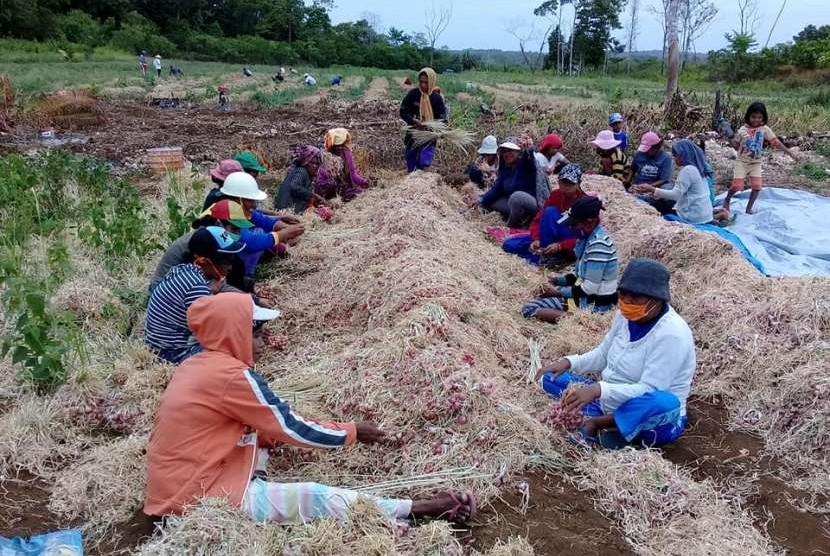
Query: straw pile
[
  {"left": 250, "top": 172, "right": 572, "bottom": 501},
  {"left": 578, "top": 449, "right": 783, "bottom": 556},
  {"left": 571, "top": 175, "right": 830, "bottom": 495},
  {"left": 408, "top": 120, "right": 476, "bottom": 154},
  {"left": 0, "top": 74, "right": 13, "bottom": 132},
  {"left": 28, "top": 89, "right": 105, "bottom": 130}
]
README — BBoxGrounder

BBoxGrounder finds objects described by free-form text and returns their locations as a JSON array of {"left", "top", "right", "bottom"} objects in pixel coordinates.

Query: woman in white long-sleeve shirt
[
  {"left": 632, "top": 139, "right": 714, "bottom": 225},
  {"left": 535, "top": 258, "right": 696, "bottom": 449}
]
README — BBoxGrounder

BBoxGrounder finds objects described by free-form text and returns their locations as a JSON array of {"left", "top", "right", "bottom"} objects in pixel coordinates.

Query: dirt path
[
  {"left": 663, "top": 399, "right": 830, "bottom": 556},
  {"left": 363, "top": 77, "right": 389, "bottom": 101}
]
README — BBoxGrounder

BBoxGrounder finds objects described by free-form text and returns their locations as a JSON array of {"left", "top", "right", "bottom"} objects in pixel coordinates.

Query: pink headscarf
[{"left": 292, "top": 144, "right": 321, "bottom": 167}]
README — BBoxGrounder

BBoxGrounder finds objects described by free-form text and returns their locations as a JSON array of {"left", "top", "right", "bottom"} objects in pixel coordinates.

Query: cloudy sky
[{"left": 329, "top": 0, "right": 829, "bottom": 53}]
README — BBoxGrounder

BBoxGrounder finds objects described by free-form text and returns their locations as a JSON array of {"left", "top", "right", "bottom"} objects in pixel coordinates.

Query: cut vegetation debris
[
  {"left": 27, "top": 89, "right": 104, "bottom": 130},
  {"left": 408, "top": 120, "right": 476, "bottom": 154}
]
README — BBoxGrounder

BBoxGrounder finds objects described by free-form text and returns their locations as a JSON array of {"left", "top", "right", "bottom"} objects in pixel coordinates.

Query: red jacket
[
  {"left": 528, "top": 188, "right": 587, "bottom": 251},
  {"left": 144, "top": 293, "right": 356, "bottom": 516}
]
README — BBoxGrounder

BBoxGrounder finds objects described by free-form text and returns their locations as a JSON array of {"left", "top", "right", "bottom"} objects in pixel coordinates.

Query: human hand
[
  {"left": 562, "top": 383, "right": 601, "bottom": 413},
  {"left": 536, "top": 283, "right": 560, "bottom": 297},
  {"left": 355, "top": 421, "right": 386, "bottom": 444},
  {"left": 529, "top": 240, "right": 541, "bottom": 254},
  {"left": 631, "top": 184, "right": 654, "bottom": 195},
  {"left": 275, "top": 224, "right": 305, "bottom": 243},
  {"left": 535, "top": 357, "right": 570, "bottom": 383},
  {"left": 278, "top": 214, "right": 302, "bottom": 225},
  {"left": 540, "top": 242, "right": 561, "bottom": 256},
  {"left": 256, "top": 296, "right": 275, "bottom": 309}
]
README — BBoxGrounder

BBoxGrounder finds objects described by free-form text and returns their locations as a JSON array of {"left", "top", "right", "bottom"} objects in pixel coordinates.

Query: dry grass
[
  {"left": 27, "top": 89, "right": 105, "bottom": 130},
  {"left": 578, "top": 449, "right": 783, "bottom": 556}
]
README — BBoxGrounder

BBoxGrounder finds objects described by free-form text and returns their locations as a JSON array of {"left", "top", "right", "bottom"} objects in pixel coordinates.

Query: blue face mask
[{"left": 227, "top": 231, "right": 241, "bottom": 241}]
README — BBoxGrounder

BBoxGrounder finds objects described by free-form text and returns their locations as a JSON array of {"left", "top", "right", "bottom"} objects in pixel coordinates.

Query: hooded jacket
[{"left": 144, "top": 292, "right": 356, "bottom": 516}]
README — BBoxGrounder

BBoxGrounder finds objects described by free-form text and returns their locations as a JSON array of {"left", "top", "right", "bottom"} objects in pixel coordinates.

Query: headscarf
[
  {"left": 418, "top": 67, "right": 438, "bottom": 122},
  {"left": 292, "top": 144, "right": 321, "bottom": 167},
  {"left": 558, "top": 163, "right": 583, "bottom": 184},
  {"left": 324, "top": 128, "right": 352, "bottom": 150},
  {"left": 539, "top": 134, "right": 563, "bottom": 153},
  {"left": 672, "top": 139, "right": 713, "bottom": 178}
]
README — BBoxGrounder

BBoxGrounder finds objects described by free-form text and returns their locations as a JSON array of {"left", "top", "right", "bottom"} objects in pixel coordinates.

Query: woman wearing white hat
[
  {"left": 467, "top": 135, "right": 499, "bottom": 189},
  {"left": 153, "top": 54, "right": 162, "bottom": 78},
  {"left": 475, "top": 139, "right": 550, "bottom": 228}
]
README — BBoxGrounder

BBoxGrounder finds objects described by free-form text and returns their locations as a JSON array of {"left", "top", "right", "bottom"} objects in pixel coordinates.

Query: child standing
[
  {"left": 609, "top": 112, "right": 629, "bottom": 151},
  {"left": 218, "top": 85, "right": 229, "bottom": 111},
  {"left": 723, "top": 102, "right": 798, "bottom": 214}
]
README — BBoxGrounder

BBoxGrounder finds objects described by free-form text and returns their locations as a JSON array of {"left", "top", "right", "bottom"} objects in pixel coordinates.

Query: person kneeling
[
  {"left": 522, "top": 197, "right": 618, "bottom": 322},
  {"left": 144, "top": 293, "right": 476, "bottom": 528},
  {"left": 535, "top": 259, "right": 695, "bottom": 449}
]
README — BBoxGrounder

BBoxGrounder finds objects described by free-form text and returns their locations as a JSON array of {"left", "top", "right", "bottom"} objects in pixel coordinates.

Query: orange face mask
[{"left": 619, "top": 298, "right": 653, "bottom": 321}]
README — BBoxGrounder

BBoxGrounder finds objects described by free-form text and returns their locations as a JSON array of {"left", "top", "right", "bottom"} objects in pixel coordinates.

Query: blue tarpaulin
[{"left": 0, "top": 530, "right": 83, "bottom": 556}]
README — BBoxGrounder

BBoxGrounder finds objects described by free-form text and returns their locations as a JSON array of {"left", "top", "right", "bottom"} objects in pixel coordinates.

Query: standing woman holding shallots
[{"left": 399, "top": 68, "right": 447, "bottom": 173}]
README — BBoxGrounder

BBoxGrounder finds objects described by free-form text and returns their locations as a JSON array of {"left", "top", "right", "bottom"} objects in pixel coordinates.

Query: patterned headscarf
[
  {"left": 558, "top": 163, "right": 583, "bottom": 184},
  {"left": 292, "top": 144, "right": 321, "bottom": 167},
  {"left": 324, "top": 128, "right": 352, "bottom": 150}
]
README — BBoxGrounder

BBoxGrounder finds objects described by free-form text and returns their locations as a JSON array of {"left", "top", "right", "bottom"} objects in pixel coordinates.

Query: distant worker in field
[
  {"left": 275, "top": 66, "right": 286, "bottom": 82},
  {"left": 590, "top": 130, "right": 630, "bottom": 185},
  {"left": 535, "top": 259, "right": 696, "bottom": 450},
  {"left": 218, "top": 85, "right": 229, "bottom": 111},
  {"left": 631, "top": 132, "right": 675, "bottom": 215},
  {"left": 330, "top": 74, "right": 343, "bottom": 87},
  {"left": 153, "top": 55, "right": 162, "bottom": 78},
  {"left": 303, "top": 73, "right": 317, "bottom": 86},
  {"left": 632, "top": 139, "right": 714, "bottom": 225},
  {"left": 139, "top": 50, "right": 148, "bottom": 77},
  {"left": 315, "top": 128, "right": 369, "bottom": 202},
  {"left": 145, "top": 227, "right": 246, "bottom": 364},
  {"left": 143, "top": 292, "right": 477, "bottom": 528},
  {"left": 475, "top": 139, "right": 549, "bottom": 228},
  {"left": 503, "top": 163, "right": 588, "bottom": 265},
  {"left": 534, "top": 133, "right": 571, "bottom": 176},
  {"left": 722, "top": 101, "right": 799, "bottom": 215},
  {"left": 169, "top": 65, "right": 184, "bottom": 77},
  {"left": 608, "top": 113, "right": 629, "bottom": 151},
  {"left": 522, "top": 196, "right": 618, "bottom": 322},
  {"left": 400, "top": 68, "right": 447, "bottom": 173},
  {"left": 467, "top": 135, "right": 499, "bottom": 189}
]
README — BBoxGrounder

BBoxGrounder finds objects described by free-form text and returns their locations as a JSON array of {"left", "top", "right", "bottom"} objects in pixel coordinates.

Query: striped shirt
[
  {"left": 574, "top": 226, "right": 619, "bottom": 296},
  {"left": 145, "top": 264, "right": 211, "bottom": 352}
]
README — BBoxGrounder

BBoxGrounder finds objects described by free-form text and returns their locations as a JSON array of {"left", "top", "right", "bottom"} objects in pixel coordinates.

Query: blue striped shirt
[
  {"left": 145, "top": 264, "right": 211, "bottom": 352},
  {"left": 575, "top": 226, "right": 619, "bottom": 296}
]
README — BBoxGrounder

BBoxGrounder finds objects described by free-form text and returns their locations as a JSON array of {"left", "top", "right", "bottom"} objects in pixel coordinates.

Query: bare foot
[
  {"left": 411, "top": 491, "right": 476, "bottom": 523},
  {"left": 745, "top": 207, "right": 754, "bottom": 215}
]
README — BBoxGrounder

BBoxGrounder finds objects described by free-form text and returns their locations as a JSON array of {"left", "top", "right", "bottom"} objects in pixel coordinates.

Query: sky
[{"left": 329, "top": 0, "right": 830, "bottom": 53}]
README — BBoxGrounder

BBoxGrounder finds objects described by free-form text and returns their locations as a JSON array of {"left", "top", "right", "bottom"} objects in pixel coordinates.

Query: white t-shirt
[
  {"left": 304, "top": 75, "right": 317, "bottom": 86},
  {"left": 653, "top": 165, "right": 713, "bottom": 224},
  {"left": 153, "top": 58, "right": 162, "bottom": 70},
  {"left": 535, "top": 152, "right": 566, "bottom": 173}
]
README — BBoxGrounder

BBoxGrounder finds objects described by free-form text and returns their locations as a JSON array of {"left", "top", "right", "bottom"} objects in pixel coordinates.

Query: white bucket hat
[
  {"left": 220, "top": 171, "right": 267, "bottom": 201},
  {"left": 478, "top": 135, "right": 498, "bottom": 155},
  {"left": 498, "top": 141, "right": 521, "bottom": 151}
]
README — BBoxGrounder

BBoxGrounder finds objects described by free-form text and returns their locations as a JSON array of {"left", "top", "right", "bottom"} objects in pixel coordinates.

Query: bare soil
[
  {"left": 663, "top": 398, "right": 830, "bottom": 556},
  {"left": 363, "top": 77, "right": 389, "bottom": 102}
]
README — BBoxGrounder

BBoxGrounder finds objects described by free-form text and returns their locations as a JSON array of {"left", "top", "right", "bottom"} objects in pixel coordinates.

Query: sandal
[
  {"left": 444, "top": 490, "right": 477, "bottom": 524},
  {"left": 568, "top": 426, "right": 599, "bottom": 450}
]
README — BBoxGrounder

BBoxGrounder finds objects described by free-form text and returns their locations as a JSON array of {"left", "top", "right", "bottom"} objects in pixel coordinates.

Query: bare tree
[
  {"left": 647, "top": 0, "right": 670, "bottom": 74},
  {"left": 625, "top": 0, "right": 640, "bottom": 73},
  {"left": 764, "top": 0, "right": 788, "bottom": 49},
  {"left": 737, "top": 0, "right": 760, "bottom": 36},
  {"left": 360, "top": 11, "right": 382, "bottom": 44},
  {"left": 424, "top": 0, "right": 453, "bottom": 67},
  {"left": 505, "top": 19, "right": 552, "bottom": 74},
  {"left": 679, "top": 0, "right": 718, "bottom": 68},
  {"left": 664, "top": 0, "right": 681, "bottom": 108}
]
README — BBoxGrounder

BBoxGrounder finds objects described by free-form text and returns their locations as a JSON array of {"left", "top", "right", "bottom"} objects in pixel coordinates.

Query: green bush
[
  {"left": 179, "top": 33, "right": 296, "bottom": 65},
  {"left": 57, "top": 9, "right": 106, "bottom": 47}
]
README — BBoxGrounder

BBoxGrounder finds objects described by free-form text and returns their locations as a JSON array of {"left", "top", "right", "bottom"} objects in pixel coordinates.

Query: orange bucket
[{"left": 146, "top": 147, "right": 184, "bottom": 175}]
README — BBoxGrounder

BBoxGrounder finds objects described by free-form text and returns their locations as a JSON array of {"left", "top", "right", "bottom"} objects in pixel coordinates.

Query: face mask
[
  {"left": 619, "top": 298, "right": 654, "bottom": 321},
  {"left": 227, "top": 231, "right": 241, "bottom": 242}
]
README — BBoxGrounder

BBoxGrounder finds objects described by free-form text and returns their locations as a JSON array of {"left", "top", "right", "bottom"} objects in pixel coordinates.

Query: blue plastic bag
[{"left": 0, "top": 529, "right": 83, "bottom": 556}]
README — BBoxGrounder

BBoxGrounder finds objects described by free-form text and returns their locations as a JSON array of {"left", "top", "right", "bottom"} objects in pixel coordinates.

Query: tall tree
[
  {"left": 763, "top": 0, "right": 787, "bottom": 49},
  {"left": 571, "top": 0, "right": 626, "bottom": 69},
  {"left": 646, "top": 0, "right": 670, "bottom": 74},
  {"left": 387, "top": 26, "right": 410, "bottom": 46},
  {"left": 664, "top": 0, "right": 681, "bottom": 108},
  {"left": 736, "top": 0, "right": 760, "bottom": 37},
  {"left": 625, "top": 0, "right": 639, "bottom": 73},
  {"left": 424, "top": 0, "right": 452, "bottom": 67}
]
